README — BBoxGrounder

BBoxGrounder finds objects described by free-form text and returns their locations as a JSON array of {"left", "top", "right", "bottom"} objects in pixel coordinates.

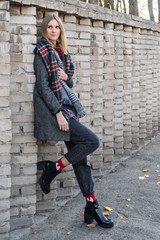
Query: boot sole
[{"left": 98, "top": 222, "right": 114, "bottom": 228}]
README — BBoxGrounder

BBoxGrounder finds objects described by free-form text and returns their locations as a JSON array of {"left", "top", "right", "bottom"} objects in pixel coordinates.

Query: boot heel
[
  {"left": 37, "top": 161, "right": 45, "bottom": 170},
  {"left": 84, "top": 212, "right": 93, "bottom": 224}
]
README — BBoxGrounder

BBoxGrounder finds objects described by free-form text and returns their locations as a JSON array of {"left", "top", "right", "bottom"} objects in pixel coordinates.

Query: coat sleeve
[
  {"left": 34, "top": 54, "right": 62, "bottom": 115},
  {"left": 66, "top": 75, "right": 73, "bottom": 88}
]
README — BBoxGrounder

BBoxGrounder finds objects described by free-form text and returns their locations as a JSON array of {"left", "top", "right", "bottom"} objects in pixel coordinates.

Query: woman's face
[{"left": 46, "top": 19, "right": 61, "bottom": 45}]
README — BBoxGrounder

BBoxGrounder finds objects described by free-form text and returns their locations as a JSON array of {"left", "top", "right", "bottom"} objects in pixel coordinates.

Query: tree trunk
[
  {"left": 110, "top": 0, "right": 114, "bottom": 9},
  {"left": 158, "top": 0, "right": 160, "bottom": 23},
  {"left": 122, "top": 0, "right": 126, "bottom": 13},
  {"left": 116, "top": 0, "right": 120, "bottom": 11},
  {"left": 99, "top": 0, "right": 103, "bottom": 6},
  {"left": 148, "top": 0, "right": 155, "bottom": 21},
  {"left": 104, "top": 0, "right": 112, "bottom": 8},
  {"left": 88, "top": 0, "right": 98, "bottom": 4},
  {"left": 129, "top": 0, "right": 138, "bottom": 16},
  {"left": 120, "top": 0, "right": 122, "bottom": 12}
]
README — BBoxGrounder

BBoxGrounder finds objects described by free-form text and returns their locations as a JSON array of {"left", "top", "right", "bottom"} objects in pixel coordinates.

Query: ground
[{"left": 19, "top": 135, "right": 160, "bottom": 240}]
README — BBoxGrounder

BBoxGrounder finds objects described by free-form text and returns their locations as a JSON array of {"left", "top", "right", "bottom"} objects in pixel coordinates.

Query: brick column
[
  {"left": 132, "top": 27, "right": 140, "bottom": 149},
  {"left": 0, "top": 2, "right": 11, "bottom": 239},
  {"left": 10, "top": 4, "right": 37, "bottom": 232},
  {"left": 113, "top": 24, "right": 124, "bottom": 156},
  {"left": 139, "top": 29, "right": 147, "bottom": 143},
  {"left": 145, "top": 30, "right": 153, "bottom": 139},
  {"left": 90, "top": 20, "right": 104, "bottom": 176},
  {"left": 158, "top": 33, "right": 160, "bottom": 130},
  {"left": 76, "top": 17, "right": 91, "bottom": 127},
  {"left": 103, "top": 23, "right": 114, "bottom": 165},
  {"left": 36, "top": 13, "right": 76, "bottom": 212},
  {"left": 151, "top": 31, "right": 159, "bottom": 135},
  {"left": 35, "top": 10, "right": 60, "bottom": 213},
  {"left": 56, "top": 14, "right": 78, "bottom": 201},
  {"left": 123, "top": 26, "right": 132, "bottom": 155}
]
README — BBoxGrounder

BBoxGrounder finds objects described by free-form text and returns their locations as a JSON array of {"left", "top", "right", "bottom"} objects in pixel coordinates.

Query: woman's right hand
[{"left": 56, "top": 111, "right": 69, "bottom": 132}]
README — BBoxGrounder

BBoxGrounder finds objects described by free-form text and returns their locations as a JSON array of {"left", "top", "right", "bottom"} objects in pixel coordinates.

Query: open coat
[{"left": 33, "top": 54, "right": 74, "bottom": 141}]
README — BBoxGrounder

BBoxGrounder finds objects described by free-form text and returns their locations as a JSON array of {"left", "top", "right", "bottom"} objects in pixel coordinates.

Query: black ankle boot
[
  {"left": 84, "top": 200, "right": 114, "bottom": 228},
  {"left": 37, "top": 161, "right": 61, "bottom": 194}
]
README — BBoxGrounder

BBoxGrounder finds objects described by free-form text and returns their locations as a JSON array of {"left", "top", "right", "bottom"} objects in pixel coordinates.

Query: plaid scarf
[
  {"left": 34, "top": 38, "right": 74, "bottom": 119},
  {"left": 55, "top": 46, "right": 74, "bottom": 78},
  {"left": 54, "top": 50, "right": 86, "bottom": 118}
]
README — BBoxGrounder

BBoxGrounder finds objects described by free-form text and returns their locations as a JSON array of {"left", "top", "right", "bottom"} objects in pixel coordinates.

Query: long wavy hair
[{"left": 41, "top": 14, "right": 67, "bottom": 54}]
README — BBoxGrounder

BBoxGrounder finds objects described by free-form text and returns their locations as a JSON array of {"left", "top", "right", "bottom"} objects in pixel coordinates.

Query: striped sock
[
  {"left": 86, "top": 193, "right": 96, "bottom": 202},
  {"left": 55, "top": 158, "right": 65, "bottom": 172}
]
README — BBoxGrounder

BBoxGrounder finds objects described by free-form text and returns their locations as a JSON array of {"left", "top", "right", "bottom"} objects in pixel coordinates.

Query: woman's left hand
[{"left": 57, "top": 68, "right": 68, "bottom": 81}]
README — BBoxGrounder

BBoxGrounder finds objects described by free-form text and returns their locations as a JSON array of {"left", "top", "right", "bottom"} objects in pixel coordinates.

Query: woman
[{"left": 33, "top": 14, "right": 113, "bottom": 228}]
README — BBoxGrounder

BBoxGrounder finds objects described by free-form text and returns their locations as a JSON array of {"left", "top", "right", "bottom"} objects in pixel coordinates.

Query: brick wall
[
  {"left": 0, "top": 1, "right": 11, "bottom": 240},
  {"left": 0, "top": 0, "right": 160, "bottom": 238}
]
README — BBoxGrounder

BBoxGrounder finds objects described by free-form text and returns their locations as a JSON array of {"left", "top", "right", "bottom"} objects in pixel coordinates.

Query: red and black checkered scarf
[{"left": 34, "top": 38, "right": 74, "bottom": 119}]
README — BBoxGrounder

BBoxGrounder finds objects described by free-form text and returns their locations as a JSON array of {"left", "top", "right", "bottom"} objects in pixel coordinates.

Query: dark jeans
[{"left": 64, "top": 117, "right": 100, "bottom": 196}]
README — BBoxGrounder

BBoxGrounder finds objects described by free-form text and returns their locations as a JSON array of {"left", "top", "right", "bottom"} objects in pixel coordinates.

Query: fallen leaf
[
  {"left": 126, "top": 198, "right": 131, "bottom": 202},
  {"left": 130, "top": 182, "right": 136, "bottom": 184},
  {"left": 155, "top": 170, "right": 160, "bottom": 173},
  {"left": 104, "top": 206, "right": 113, "bottom": 211},
  {"left": 86, "top": 223, "right": 97, "bottom": 228},
  {"left": 98, "top": 178, "right": 102, "bottom": 182},
  {"left": 144, "top": 175, "right": 149, "bottom": 178},
  {"left": 80, "top": 212, "right": 84, "bottom": 216},
  {"left": 126, "top": 204, "right": 129, "bottom": 207},
  {"left": 139, "top": 176, "right": 145, "bottom": 180},
  {"left": 137, "top": 153, "right": 140, "bottom": 156},
  {"left": 119, "top": 215, "right": 125, "bottom": 219},
  {"left": 67, "top": 231, "right": 72, "bottom": 235},
  {"left": 158, "top": 175, "right": 160, "bottom": 177},
  {"left": 142, "top": 169, "right": 149, "bottom": 172},
  {"left": 32, "top": 231, "right": 37, "bottom": 235},
  {"left": 157, "top": 181, "right": 160, "bottom": 185},
  {"left": 103, "top": 211, "right": 110, "bottom": 216}
]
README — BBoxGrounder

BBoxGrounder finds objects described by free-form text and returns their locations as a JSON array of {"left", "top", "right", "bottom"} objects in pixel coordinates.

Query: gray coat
[{"left": 33, "top": 54, "right": 73, "bottom": 141}]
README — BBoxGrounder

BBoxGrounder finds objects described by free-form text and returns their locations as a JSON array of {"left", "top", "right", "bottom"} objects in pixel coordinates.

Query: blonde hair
[{"left": 41, "top": 14, "right": 67, "bottom": 54}]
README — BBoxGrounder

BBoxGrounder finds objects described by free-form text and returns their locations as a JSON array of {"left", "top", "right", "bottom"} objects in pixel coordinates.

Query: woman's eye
[{"left": 47, "top": 25, "right": 59, "bottom": 29}]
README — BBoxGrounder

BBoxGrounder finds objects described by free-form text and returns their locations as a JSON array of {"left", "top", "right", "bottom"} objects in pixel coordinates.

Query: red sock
[
  {"left": 86, "top": 193, "right": 96, "bottom": 202},
  {"left": 56, "top": 158, "right": 66, "bottom": 172}
]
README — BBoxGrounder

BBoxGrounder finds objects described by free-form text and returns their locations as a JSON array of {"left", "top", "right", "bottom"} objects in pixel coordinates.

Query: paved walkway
[{"left": 20, "top": 135, "right": 160, "bottom": 240}]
